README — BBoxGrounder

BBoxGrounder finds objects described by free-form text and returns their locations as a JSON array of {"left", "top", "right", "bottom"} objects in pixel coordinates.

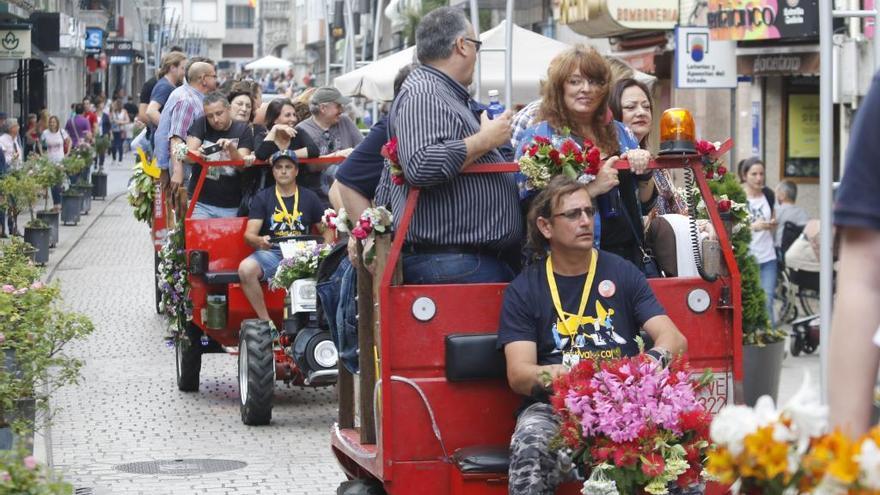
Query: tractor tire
[
  {"left": 239, "top": 319, "right": 275, "bottom": 425},
  {"left": 175, "top": 322, "right": 202, "bottom": 392},
  {"left": 790, "top": 335, "right": 803, "bottom": 357},
  {"left": 154, "top": 251, "right": 162, "bottom": 314},
  {"left": 337, "top": 479, "right": 386, "bottom": 495}
]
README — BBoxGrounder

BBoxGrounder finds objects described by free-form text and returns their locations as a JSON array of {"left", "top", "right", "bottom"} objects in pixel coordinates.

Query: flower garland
[
  {"left": 518, "top": 132, "right": 601, "bottom": 191},
  {"left": 695, "top": 140, "right": 728, "bottom": 181},
  {"left": 324, "top": 206, "right": 393, "bottom": 264},
  {"left": 157, "top": 227, "right": 192, "bottom": 322},
  {"left": 381, "top": 137, "right": 404, "bottom": 186},
  {"left": 127, "top": 150, "right": 158, "bottom": 225}
]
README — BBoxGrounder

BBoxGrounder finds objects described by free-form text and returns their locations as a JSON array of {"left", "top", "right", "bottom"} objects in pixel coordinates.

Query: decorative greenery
[
  {"left": 0, "top": 170, "right": 41, "bottom": 225},
  {"left": 94, "top": 134, "right": 111, "bottom": 156},
  {"left": 23, "top": 155, "right": 65, "bottom": 212},
  {"left": 127, "top": 159, "right": 156, "bottom": 225},
  {"left": 0, "top": 239, "right": 94, "bottom": 435},
  {"left": 157, "top": 228, "right": 192, "bottom": 322},
  {"left": 269, "top": 242, "right": 332, "bottom": 291},
  {"left": 59, "top": 155, "right": 86, "bottom": 178},
  {"left": 0, "top": 446, "right": 71, "bottom": 494}
]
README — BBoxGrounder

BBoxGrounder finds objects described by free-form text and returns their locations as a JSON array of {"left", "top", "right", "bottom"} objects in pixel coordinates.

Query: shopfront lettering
[
  {"left": 754, "top": 56, "right": 801, "bottom": 74},
  {"left": 783, "top": 6, "right": 805, "bottom": 25},
  {"left": 707, "top": 6, "right": 776, "bottom": 30},
  {"left": 556, "top": 0, "right": 589, "bottom": 24},
  {"left": 615, "top": 8, "right": 678, "bottom": 23}
]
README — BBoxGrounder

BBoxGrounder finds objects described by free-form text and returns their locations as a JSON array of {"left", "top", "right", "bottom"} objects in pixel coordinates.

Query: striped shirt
[
  {"left": 155, "top": 84, "right": 205, "bottom": 170},
  {"left": 379, "top": 64, "right": 522, "bottom": 249}
]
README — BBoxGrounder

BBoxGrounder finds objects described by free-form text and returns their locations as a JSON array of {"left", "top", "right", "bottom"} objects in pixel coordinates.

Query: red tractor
[
  {"left": 329, "top": 150, "right": 741, "bottom": 494},
  {"left": 169, "top": 153, "right": 344, "bottom": 425}
]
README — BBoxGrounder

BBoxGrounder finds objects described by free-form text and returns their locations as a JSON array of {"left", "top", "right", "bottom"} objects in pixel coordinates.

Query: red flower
[
  {"left": 586, "top": 147, "right": 601, "bottom": 167},
  {"left": 641, "top": 452, "right": 665, "bottom": 478},
  {"left": 351, "top": 226, "right": 368, "bottom": 240},
  {"left": 695, "top": 140, "right": 716, "bottom": 156},
  {"left": 612, "top": 443, "right": 639, "bottom": 468},
  {"left": 548, "top": 150, "right": 561, "bottom": 165},
  {"left": 584, "top": 139, "right": 594, "bottom": 149},
  {"left": 358, "top": 218, "right": 373, "bottom": 234},
  {"left": 528, "top": 144, "right": 539, "bottom": 156},
  {"left": 717, "top": 199, "right": 732, "bottom": 213},
  {"left": 534, "top": 136, "right": 551, "bottom": 145},
  {"left": 381, "top": 137, "right": 399, "bottom": 164},
  {"left": 717, "top": 166, "right": 727, "bottom": 176},
  {"left": 573, "top": 152, "right": 583, "bottom": 163},
  {"left": 391, "top": 173, "right": 405, "bottom": 186},
  {"left": 705, "top": 169, "right": 714, "bottom": 179},
  {"left": 560, "top": 139, "right": 578, "bottom": 156}
]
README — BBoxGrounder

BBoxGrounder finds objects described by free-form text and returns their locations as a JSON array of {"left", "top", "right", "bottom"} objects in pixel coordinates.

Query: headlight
[{"left": 298, "top": 282, "right": 316, "bottom": 301}]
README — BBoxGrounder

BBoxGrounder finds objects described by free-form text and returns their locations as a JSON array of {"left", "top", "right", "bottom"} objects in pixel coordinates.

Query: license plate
[{"left": 695, "top": 371, "right": 733, "bottom": 415}]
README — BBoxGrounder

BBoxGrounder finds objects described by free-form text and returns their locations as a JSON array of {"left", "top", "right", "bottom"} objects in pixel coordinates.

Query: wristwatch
[{"left": 645, "top": 347, "right": 671, "bottom": 368}]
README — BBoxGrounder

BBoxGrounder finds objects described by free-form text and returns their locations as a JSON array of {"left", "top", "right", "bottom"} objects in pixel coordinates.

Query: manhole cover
[{"left": 115, "top": 459, "right": 247, "bottom": 476}]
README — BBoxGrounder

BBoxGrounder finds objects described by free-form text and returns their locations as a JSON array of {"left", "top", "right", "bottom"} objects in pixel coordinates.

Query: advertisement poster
[
  {"left": 788, "top": 94, "right": 819, "bottom": 158},
  {"left": 708, "top": 0, "right": 819, "bottom": 41}
]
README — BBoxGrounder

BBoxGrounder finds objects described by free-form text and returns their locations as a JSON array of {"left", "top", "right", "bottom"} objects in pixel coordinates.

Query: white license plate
[{"left": 695, "top": 371, "right": 733, "bottom": 415}]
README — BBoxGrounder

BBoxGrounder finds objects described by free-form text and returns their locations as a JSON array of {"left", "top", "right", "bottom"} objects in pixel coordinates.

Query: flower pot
[
  {"left": 75, "top": 184, "right": 92, "bottom": 214},
  {"left": 36, "top": 210, "right": 59, "bottom": 247},
  {"left": 23, "top": 225, "right": 51, "bottom": 265},
  {"left": 61, "top": 192, "right": 82, "bottom": 225},
  {"left": 0, "top": 349, "right": 36, "bottom": 452},
  {"left": 742, "top": 340, "right": 785, "bottom": 407},
  {"left": 91, "top": 171, "right": 107, "bottom": 200}
]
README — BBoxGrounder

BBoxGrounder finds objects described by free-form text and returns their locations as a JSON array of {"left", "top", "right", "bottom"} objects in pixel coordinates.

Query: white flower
[
  {"left": 710, "top": 404, "right": 763, "bottom": 456},
  {"left": 779, "top": 372, "right": 827, "bottom": 454},
  {"left": 857, "top": 437, "right": 880, "bottom": 489}
]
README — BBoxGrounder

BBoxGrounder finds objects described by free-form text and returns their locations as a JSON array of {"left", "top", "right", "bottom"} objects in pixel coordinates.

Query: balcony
[{"left": 263, "top": 1, "right": 289, "bottom": 19}]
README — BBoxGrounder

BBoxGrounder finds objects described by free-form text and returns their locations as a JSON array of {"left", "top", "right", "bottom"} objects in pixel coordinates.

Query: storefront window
[{"left": 782, "top": 77, "right": 820, "bottom": 181}]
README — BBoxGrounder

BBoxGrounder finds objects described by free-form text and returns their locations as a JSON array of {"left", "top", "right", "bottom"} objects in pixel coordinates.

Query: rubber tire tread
[
  {"left": 240, "top": 320, "right": 274, "bottom": 425},
  {"left": 176, "top": 322, "right": 202, "bottom": 392},
  {"left": 790, "top": 335, "right": 802, "bottom": 357}
]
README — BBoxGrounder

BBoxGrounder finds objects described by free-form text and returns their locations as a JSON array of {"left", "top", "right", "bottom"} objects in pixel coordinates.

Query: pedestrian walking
[
  {"left": 40, "top": 115, "right": 70, "bottom": 211},
  {"left": 110, "top": 99, "right": 129, "bottom": 166}
]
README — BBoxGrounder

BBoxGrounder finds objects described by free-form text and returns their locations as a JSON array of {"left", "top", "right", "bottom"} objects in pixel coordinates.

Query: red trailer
[{"left": 330, "top": 151, "right": 741, "bottom": 494}]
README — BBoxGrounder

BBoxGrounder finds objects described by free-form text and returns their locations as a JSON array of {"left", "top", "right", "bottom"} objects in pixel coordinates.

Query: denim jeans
[
  {"left": 759, "top": 260, "right": 777, "bottom": 329},
  {"left": 402, "top": 253, "right": 515, "bottom": 284},
  {"left": 316, "top": 257, "right": 359, "bottom": 373},
  {"left": 191, "top": 202, "right": 239, "bottom": 219}
]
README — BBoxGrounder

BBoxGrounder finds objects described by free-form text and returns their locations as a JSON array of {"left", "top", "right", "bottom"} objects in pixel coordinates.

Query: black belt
[{"left": 402, "top": 243, "right": 492, "bottom": 256}]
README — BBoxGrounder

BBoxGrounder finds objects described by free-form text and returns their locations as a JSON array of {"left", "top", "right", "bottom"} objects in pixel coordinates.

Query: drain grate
[
  {"left": 114, "top": 459, "right": 247, "bottom": 476},
  {"left": 74, "top": 488, "right": 94, "bottom": 495}
]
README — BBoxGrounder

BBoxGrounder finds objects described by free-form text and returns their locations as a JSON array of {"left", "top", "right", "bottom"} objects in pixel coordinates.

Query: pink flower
[
  {"left": 30, "top": 281, "right": 44, "bottom": 290},
  {"left": 358, "top": 218, "right": 373, "bottom": 234},
  {"left": 23, "top": 456, "right": 37, "bottom": 470},
  {"left": 0, "top": 334, "right": 5, "bottom": 344},
  {"left": 0, "top": 471, "right": 8, "bottom": 482},
  {"left": 351, "top": 226, "right": 368, "bottom": 240},
  {"left": 696, "top": 140, "right": 717, "bottom": 156},
  {"left": 1, "top": 285, "right": 14, "bottom": 293}
]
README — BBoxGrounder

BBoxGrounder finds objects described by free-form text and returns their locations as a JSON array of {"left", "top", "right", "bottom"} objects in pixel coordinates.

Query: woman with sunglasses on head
[{"left": 517, "top": 45, "right": 655, "bottom": 272}]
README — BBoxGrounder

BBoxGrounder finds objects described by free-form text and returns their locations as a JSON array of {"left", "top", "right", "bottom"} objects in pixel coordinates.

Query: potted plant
[
  {"left": 0, "top": 239, "right": 94, "bottom": 450},
  {"left": 0, "top": 447, "right": 71, "bottom": 493},
  {"left": 0, "top": 171, "right": 51, "bottom": 264},
  {"left": 73, "top": 179, "right": 92, "bottom": 215},
  {"left": 92, "top": 135, "right": 111, "bottom": 199},
  {"left": 28, "top": 155, "right": 64, "bottom": 248},
  {"left": 59, "top": 154, "right": 85, "bottom": 226},
  {"left": 692, "top": 145, "right": 785, "bottom": 406}
]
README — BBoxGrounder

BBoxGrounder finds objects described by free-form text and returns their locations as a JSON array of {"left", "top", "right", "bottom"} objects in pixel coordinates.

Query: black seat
[
  {"left": 202, "top": 271, "right": 241, "bottom": 285},
  {"left": 452, "top": 445, "right": 510, "bottom": 474},
  {"left": 445, "top": 333, "right": 507, "bottom": 382}
]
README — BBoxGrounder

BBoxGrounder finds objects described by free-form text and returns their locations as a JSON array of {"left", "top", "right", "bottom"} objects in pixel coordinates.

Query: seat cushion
[
  {"left": 452, "top": 445, "right": 510, "bottom": 474},
  {"left": 445, "top": 333, "right": 506, "bottom": 382},
  {"left": 202, "top": 271, "right": 241, "bottom": 285}
]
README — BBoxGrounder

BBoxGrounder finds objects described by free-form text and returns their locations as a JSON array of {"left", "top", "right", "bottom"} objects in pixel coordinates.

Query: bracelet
[{"left": 645, "top": 347, "right": 671, "bottom": 368}]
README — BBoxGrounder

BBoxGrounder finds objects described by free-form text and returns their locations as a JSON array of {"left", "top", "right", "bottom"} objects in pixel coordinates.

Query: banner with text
[{"left": 675, "top": 27, "right": 737, "bottom": 89}]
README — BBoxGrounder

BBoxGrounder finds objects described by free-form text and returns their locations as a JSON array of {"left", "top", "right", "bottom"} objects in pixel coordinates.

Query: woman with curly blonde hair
[{"left": 518, "top": 45, "right": 657, "bottom": 272}]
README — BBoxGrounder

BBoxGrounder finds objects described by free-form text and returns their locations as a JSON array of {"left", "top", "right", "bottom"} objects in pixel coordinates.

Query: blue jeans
[
  {"left": 402, "top": 253, "right": 515, "bottom": 284},
  {"left": 315, "top": 257, "right": 359, "bottom": 374},
  {"left": 191, "top": 202, "right": 239, "bottom": 219},
  {"left": 759, "top": 260, "right": 777, "bottom": 329},
  {"left": 247, "top": 248, "right": 283, "bottom": 281}
]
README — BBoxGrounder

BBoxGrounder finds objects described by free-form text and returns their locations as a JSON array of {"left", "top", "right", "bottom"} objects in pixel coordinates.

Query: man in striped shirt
[{"left": 380, "top": 6, "right": 521, "bottom": 284}]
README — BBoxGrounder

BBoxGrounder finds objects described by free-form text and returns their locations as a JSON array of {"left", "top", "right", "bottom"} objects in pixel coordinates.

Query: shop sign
[
  {"left": 60, "top": 14, "right": 85, "bottom": 52},
  {"left": 707, "top": 0, "right": 819, "bottom": 41},
  {"left": 554, "top": 0, "right": 678, "bottom": 37},
  {"left": 674, "top": 27, "right": 737, "bottom": 89},
  {"left": 737, "top": 52, "right": 820, "bottom": 76},
  {"left": 85, "top": 27, "right": 103, "bottom": 54},
  {"left": 0, "top": 25, "right": 31, "bottom": 60}
]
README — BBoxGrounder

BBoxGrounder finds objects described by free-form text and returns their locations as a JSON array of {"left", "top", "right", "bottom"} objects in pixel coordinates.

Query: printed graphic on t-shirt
[
  {"left": 269, "top": 203, "right": 305, "bottom": 237},
  {"left": 552, "top": 299, "right": 629, "bottom": 367}
]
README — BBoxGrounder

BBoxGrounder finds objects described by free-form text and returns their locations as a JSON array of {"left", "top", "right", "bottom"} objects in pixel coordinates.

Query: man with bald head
[{"left": 154, "top": 58, "right": 218, "bottom": 192}]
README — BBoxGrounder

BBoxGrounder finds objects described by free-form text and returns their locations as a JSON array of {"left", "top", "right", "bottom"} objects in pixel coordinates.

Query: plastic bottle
[{"left": 486, "top": 90, "right": 505, "bottom": 120}]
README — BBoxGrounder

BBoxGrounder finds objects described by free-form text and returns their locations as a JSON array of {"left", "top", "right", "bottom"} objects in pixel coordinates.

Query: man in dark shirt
[
  {"left": 146, "top": 51, "right": 187, "bottom": 128},
  {"left": 186, "top": 91, "right": 254, "bottom": 218},
  {"left": 237, "top": 150, "right": 328, "bottom": 324},
  {"left": 829, "top": 73, "right": 880, "bottom": 436},
  {"left": 380, "top": 7, "right": 518, "bottom": 284},
  {"left": 497, "top": 177, "right": 686, "bottom": 495}
]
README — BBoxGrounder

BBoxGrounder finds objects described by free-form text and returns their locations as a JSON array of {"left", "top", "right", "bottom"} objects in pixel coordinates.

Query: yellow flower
[
  {"left": 706, "top": 448, "right": 737, "bottom": 485},
  {"left": 741, "top": 426, "right": 791, "bottom": 482},
  {"left": 811, "top": 430, "right": 860, "bottom": 485}
]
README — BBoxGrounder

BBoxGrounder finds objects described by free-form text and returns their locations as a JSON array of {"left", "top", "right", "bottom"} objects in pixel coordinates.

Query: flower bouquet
[
  {"left": 518, "top": 132, "right": 601, "bottom": 191},
  {"left": 381, "top": 137, "right": 404, "bottom": 186},
  {"left": 324, "top": 206, "right": 392, "bottom": 264},
  {"left": 269, "top": 241, "right": 332, "bottom": 291},
  {"left": 127, "top": 148, "right": 159, "bottom": 225},
  {"left": 550, "top": 354, "right": 711, "bottom": 494},
  {"left": 706, "top": 375, "right": 880, "bottom": 494}
]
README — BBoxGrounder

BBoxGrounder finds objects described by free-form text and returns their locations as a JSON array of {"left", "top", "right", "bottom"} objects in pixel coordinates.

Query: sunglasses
[{"left": 553, "top": 206, "right": 596, "bottom": 221}]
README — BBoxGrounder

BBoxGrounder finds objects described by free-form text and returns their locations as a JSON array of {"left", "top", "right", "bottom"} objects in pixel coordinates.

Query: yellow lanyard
[
  {"left": 546, "top": 249, "right": 598, "bottom": 337},
  {"left": 274, "top": 185, "right": 300, "bottom": 227}
]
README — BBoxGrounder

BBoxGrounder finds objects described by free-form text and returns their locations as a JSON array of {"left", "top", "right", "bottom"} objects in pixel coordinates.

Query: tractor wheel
[
  {"left": 337, "top": 479, "right": 386, "bottom": 495},
  {"left": 239, "top": 319, "right": 275, "bottom": 425},
  {"left": 175, "top": 322, "right": 202, "bottom": 392},
  {"left": 154, "top": 251, "right": 162, "bottom": 314},
  {"left": 305, "top": 331, "right": 338, "bottom": 373},
  {"left": 789, "top": 334, "right": 803, "bottom": 357}
]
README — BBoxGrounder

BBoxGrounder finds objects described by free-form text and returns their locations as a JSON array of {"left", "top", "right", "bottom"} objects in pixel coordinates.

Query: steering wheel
[{"left": 268, "top": 234, "right": 324, "bottom": 244}]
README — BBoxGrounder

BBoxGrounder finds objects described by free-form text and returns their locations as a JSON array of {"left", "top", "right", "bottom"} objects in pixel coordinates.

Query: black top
[
  {"left": 248, "top": 185, "right": 324, "bottom": 238},
  {"left": 186, "top": 117, "right": 255, "bottom": 208},
  {"left": 255, "top": 131, "right": 321, "bottom": 198},
  {"left": 837, "top": 73, "right": 880, "bottom": 230},
  {"left": 139, "top": 77, "right": 157, "bottom": 105},
  {"left": 335, "top": 116, "right": 388, "bottom": 201}
]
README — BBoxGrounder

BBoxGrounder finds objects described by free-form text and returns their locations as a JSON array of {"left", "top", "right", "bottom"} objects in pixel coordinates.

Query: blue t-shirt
[
  {"left": 836, "top": 73, "right": 880, "bottom": 231},
  {"left": 497, "top": 250, "right": 665, "bottom": 366},
  {"left": 335, "top": 117, "right": 388, "bottom": 201},
  {"left": 150, "top": 77, "right": 175, "bottom": 110},
  {"left": 248, "top": 185, "right": 324, "bottom": 238}
]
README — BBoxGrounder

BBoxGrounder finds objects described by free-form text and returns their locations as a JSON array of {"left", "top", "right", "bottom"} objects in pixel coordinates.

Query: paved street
[
  {"left": 37, "top": 162, "right": 821, "bottom": 495},
  {"left": 43, "top": 164, "right": 344, "bottom": 495}
]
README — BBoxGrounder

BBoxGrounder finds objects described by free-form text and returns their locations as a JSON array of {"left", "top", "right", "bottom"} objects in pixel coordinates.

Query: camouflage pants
[{"left": 508, "top": 402, "right": 574, "bottom": 495}]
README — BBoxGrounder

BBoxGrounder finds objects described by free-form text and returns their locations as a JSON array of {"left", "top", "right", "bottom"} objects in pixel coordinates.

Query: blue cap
[{"left": 270, "top": 149, "right": 298, "bottom": 165}]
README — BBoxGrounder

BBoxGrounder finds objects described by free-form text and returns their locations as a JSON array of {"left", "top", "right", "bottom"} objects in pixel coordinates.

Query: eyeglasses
[
  {"left": 553, "top": 206, "right": 596, "bottom": 221},
  {"left": 463, "top": 37, "right": 482, "bottom": 52}
]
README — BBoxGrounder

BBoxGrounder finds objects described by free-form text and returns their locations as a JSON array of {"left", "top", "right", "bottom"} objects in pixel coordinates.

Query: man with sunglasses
[
  {"left": 497, "top": 176, "right": 687, "bottom": 495},
  {"left": 381, "top": 6, "right": 519, "bottom": 284}
]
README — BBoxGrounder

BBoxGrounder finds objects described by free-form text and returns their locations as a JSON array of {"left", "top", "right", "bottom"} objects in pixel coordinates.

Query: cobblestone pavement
[{"left": 47, "top": 170, "right": 345, "bottom": 495}]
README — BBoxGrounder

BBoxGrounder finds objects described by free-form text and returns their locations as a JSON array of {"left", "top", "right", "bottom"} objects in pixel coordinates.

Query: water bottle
[{"left": 486, "top": 90, "right": 505, "bottom": 119}]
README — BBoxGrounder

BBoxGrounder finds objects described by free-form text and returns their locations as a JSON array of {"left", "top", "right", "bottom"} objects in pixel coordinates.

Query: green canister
[{"left": 205, "top": 295, "right": 227, "bottom": 329}]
